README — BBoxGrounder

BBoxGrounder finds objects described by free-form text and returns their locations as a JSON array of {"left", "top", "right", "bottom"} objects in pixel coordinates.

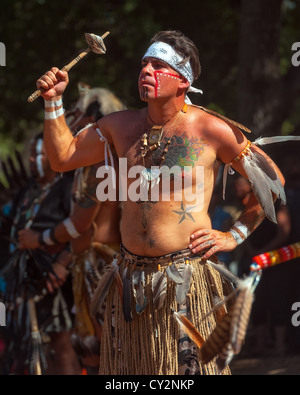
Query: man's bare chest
[{"left": 118, "top": 130, "right": 215, "bottom": 170}]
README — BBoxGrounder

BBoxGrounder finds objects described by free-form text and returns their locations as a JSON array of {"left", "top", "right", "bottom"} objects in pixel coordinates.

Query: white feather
[
  {"left": 242, "top": 152, "right": 285, "bottom": 223},
  {"left": 253, "top": 135, "right": 300, "bottom": 146}
]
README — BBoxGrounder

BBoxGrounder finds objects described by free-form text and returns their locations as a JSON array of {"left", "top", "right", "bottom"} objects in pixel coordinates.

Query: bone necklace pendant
[
  {"left": 141, "top": 167, "right": 161, "bottom": 190},
  {"left": 140, "top": 125, "right": 164, "bottom": 189},
  {"left": 148, "top": 125, "right": 163, "bottom": 145}
]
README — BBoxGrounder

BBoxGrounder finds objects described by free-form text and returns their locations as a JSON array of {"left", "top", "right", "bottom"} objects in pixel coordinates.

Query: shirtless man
[{"left": 36, "top": 30, "right": 285, "bottom": 375}]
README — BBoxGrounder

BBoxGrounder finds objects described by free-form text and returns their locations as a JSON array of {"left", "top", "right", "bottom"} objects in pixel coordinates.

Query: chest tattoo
[{"left": 150, "top": 132, "right": 209, "bottom": 168}]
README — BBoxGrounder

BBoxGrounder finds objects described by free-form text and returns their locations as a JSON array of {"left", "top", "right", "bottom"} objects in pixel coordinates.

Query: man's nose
[{"left": 141, "top": 62, "right": 153, "bottom": 75}]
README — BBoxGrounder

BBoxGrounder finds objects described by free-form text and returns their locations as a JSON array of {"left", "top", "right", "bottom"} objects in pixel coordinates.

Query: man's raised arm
[{"left": 36, "top": 67, "right": 105, "bottom": 172}]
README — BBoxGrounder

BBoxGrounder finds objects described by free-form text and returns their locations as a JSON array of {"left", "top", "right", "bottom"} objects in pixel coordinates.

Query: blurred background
[
  {"left": 0, "top": 0, "right": 300, "bottom": 375},
  {"left": 0, "top": 0, "right": 299, "bottom": 156}
]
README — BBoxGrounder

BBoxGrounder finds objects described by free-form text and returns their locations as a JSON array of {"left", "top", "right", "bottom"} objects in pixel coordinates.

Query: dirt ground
[
  {"left": 230, "top": 330, "right": 300, "bottom": 375},
  {"left": 2, "top": 327, "right": 300, "bottom": 375},
  {"left": 231, "top": 354, "right": 300, "bottom": 375}
]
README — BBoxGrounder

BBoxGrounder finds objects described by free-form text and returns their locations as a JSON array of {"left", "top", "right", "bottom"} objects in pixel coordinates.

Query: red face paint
[
  {"left": 154, "top": 71, "right": 181, "bottom": 98},
  {"left": 138, "top": 59, "right": 181, "bottom": 101}
]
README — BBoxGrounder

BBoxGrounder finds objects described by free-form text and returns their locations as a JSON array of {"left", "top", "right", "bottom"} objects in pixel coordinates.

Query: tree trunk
[{"left": 237, "top": 0, "right": 283, "bottom": 136}]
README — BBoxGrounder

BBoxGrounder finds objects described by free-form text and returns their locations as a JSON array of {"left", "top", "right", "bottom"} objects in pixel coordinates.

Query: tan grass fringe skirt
[{"left": 99, "top": 247, "right": 233, "bottom": 375}]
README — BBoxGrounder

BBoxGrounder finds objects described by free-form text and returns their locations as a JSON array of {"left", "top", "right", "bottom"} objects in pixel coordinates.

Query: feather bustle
[
  {"left": 175, "top": 264, "right": 193, "bottom": 304},
  {"left": 152, "top": 270, "right": 167, "bottom": 310},
  {"left": 114, "top": 266, "right": 123, "bottom": 304},
  {"left": 207, "top": 259, "right": 240, "bottom": 286},
  {"left": 200, "top": 314, "right": 231, "bottom": 364},
  {"left": 132, "top": 270, "right": 147, "bottom": 314},
  {"left": 89, "top": 259, "right": 118, "bottom": 317},
  {"left": 230, "top": 284, "right": 254, "bottom": 354},
  {"left": 122, "top": 266, "right": 133, "bottom": 322},
  {"left": 165, "top": 262, "right": 185, "bottom": 284},
  {"left": 199, "top": 274, "right": 261, "bottom": 370},
  {"left": 173, "top": 311, "right": 205, "bottom": 349}
]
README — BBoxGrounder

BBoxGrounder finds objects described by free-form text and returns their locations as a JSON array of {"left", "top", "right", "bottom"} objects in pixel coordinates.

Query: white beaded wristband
[
  {"left": 44, "top": 107, "right": 64, "bottom": 120},
  {"left": 44, "top": 98, "right": 63, "bottom": 108},
  {"left": 230, "top": 229, "right": 244, "bottom": 245},
  {"left": 42, "top": 229, "right": 55, "bottom": 246},
  {"left": 229, "top": 221, "right": 249, "bottom": 245},
  {"left": 63, "top": 218, "right": 81, "bottom": 239}
]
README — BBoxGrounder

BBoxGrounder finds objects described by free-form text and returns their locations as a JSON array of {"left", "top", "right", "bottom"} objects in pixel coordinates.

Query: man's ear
[{"left": 178, "top": 76, "right": 190, "bottom": 90}]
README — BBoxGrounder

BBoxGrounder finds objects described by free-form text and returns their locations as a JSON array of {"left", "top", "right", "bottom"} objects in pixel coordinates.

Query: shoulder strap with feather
[{"left": 191, "top": 104, "right": 251, "bottom": 134}]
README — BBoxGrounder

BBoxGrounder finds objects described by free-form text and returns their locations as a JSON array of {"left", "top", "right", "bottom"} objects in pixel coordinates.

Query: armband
[
  {"left": 38, "top": 229, "right": 55, "bottom": 246},
  {"left": 44, "top": 98, "right": 64, "bottom": 120},
  {"left": 39, "top": 227, "right": 61, "bottom": 247},
  {"left": 44, "top": 98, "right": 63, "bottom": 108},
  {"left": 228, "top": 140, "right": 251, "bottom": 165},
  {"left": 50, "top": 228, "right": 60, "bottom": 244},
  {"left": 223, "top": 140, "right": 286, "bottom": 224},
  {"left": 229, "top": 221, "right": 249, "bottom": 245},
  {"left": 63, "top": 218, "right": 81, "bottom": 239}
]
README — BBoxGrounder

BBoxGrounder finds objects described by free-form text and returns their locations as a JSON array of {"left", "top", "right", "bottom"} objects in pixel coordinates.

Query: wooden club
[{"left": 27, "top": 31, "right": 110, "bottom": 103}]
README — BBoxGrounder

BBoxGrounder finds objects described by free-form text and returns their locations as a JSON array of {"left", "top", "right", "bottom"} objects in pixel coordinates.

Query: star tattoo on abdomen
[{"left": 173, "top": 202, "right": 196, "bottom": 224}]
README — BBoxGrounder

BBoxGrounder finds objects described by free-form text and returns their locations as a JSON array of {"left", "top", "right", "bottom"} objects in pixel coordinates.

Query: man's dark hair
[{"left": 150, "top": 30, "right": 201, "bottom": 81}]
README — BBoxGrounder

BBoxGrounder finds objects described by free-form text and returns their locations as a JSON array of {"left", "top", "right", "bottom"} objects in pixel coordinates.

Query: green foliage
[{"left": 0, "top": 0, "right": 299, "bottom": 160}]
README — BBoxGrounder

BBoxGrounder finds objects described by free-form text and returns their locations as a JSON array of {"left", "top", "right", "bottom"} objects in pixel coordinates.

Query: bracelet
[
  {"left": 229, "top": 221, "right": 249, "bottom": 245},
  {"left": 44, "top": 98, "right": 64, "bottom": 120},
  {"left": 230, "top": 229, "right": 245, "bottom": 245},
  {"left": 44, "top": 98, "right": 63, "bottom": 108},
  {"left": 39, "top": 228, "right": 59, "bottom": 247},
  {"left": 63, "top": 218, "right": 81, "bottom": 239},
  {"left": 42, "top": 229, "right": 55, "bottom": 246},
  {"left": 38, "top": 231, "right": 46, "bottom": 247},
  {"left": 50, "top": 228, "right": 60, "bottom": 244},
  {"left": 44, "top": 107, "right": 64, "bottom": 120}
]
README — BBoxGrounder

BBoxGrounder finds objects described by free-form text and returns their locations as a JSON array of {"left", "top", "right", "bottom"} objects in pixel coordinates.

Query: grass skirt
[{"left": 99, "top": 248, "right": 233, "bottom": 375}]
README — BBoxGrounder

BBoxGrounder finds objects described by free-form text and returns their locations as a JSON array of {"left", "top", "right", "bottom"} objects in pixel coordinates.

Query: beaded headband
[{"left": 142, "top": 41, "right": 194, "bottom": 85}]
